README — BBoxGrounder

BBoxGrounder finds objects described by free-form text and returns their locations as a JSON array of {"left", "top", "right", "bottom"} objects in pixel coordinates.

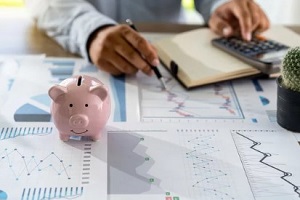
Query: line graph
[
  {"left": 232, "top": 130, "right": 300, "bottom": 199},
  {"left": 107, "top": 125, "right": 256, "bottom": 199},
  {"left": 180, "top": 129, "right": 237, "bottom": 199},
  {"left": 107, "top": 129, "right": 162, "bottom": 195},
  {"left": 138, "top": 72, "right": 244, "bottom": 122},
  {"left": 0, "top": 148, "right": 72, "bottom": 181},
  {"left": 0, "top": 129, "right": 101, "bottom": 199}
]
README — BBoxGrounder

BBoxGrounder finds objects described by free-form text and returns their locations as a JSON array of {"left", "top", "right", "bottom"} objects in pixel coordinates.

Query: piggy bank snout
[{"left": 69, "top": 114, "right": 89, "bottom": 128}]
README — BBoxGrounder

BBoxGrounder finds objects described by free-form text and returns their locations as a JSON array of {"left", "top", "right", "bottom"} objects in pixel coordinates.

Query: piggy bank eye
[
  {"left": 85, "top": 104, "right": 88, "bottom": 107},
  {"left": 69, "top": 104, "right": 73, "bottom": 107}
]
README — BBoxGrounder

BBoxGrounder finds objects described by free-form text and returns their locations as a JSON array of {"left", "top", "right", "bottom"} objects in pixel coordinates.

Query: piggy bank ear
[
  {"left": 90, "top": 85, "right": 108, "bottom": 101},
  {"left": 48, "top": 85, "right": 67, "bottom": 101}
]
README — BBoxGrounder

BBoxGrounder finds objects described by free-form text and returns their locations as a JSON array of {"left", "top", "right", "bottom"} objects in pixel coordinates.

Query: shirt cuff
[{"left": 70, "top": 11, "right": 117, "bottom": 61}]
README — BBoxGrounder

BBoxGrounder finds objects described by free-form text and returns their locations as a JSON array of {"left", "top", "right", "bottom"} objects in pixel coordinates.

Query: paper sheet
[
  {"left": 1, "top": 27, "right": 300, "bottom": 199},
  {"left": 107, "top": 122, "right": 300, "bottom": 200},
  {"left": 0, "top": 123, "right": 107, "bottom": 200},
  {"left": 0, "top": 57, "right": 139, "bottom": 124},
  {"left": 133, "top": 65, "right": 273, "bottom": 123}
]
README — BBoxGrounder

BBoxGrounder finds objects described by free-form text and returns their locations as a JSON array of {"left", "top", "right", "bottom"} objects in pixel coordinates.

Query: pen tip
[
  {"left": 160, "top": 78, "right": 168, "bottom": 91},
  {"left": 126, "top": 19, "right": 133, "bottom": 25}
]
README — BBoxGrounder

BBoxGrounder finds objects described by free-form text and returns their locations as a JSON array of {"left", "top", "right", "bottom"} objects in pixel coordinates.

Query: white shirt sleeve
[
  {"left": 194, "top": 0, "right": 229, "bottom": 23},
  {"left": 25, "top": 0, "right": 117, "bottom": 60}
]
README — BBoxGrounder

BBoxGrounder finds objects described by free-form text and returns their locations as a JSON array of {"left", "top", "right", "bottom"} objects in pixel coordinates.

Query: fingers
[
  {"left": 89, "top": 25, "right": 160, "bottom": 76},
  {"left": 120, "top": 25, "right": 160, "bottom": 66},
  {"left": 231, "top": 0, "right": 252, "bottom": 40},
  {"left": 114, "top": 36, "right": 153, "bottom": 75},
  {"left": 210, "top": 0, "right": 270, "bottom": 40},
  {"left": 107, "top": 52, "right": 139, "bottom": 75},
  {"left": 91, "top": 47, "right": 137, "bottom": 76},
  {"left": 94, "top": 46, "right": 146, "bottom": 76},
  {"left": 97, "top": 60, "right": 123, "bottom": 76}
]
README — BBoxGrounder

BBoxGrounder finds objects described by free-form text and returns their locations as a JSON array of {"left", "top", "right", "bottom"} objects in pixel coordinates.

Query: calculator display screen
[{"left": 255, "top": 49, "right": 289, "bottom": 62}]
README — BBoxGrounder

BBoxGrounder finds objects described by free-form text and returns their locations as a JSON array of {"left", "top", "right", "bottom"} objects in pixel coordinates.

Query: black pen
[{"left": 125, "top": 19, "right": 168, "bottom": 91}]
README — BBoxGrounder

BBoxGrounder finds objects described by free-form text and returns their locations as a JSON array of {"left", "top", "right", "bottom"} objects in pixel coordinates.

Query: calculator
[{"left": 211, "top": 36, "right": 290, "bottom": 74}]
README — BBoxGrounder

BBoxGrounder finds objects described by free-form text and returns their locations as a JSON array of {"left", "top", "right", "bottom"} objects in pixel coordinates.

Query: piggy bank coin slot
[{"left": 77, "top": 76, "right": 83, "bottom": 86}]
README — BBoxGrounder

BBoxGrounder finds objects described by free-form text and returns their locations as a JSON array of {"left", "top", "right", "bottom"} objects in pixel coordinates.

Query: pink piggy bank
[{"left": 48, "top": 75, "right": 111, "bottom": 141}]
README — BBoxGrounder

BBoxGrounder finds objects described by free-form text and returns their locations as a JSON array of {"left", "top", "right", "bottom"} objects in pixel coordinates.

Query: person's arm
[
  {"left": 26, "top": 0, "right": 158, "bottom": 76},
  {"left": 26, "top": 0, "right": 117, "bottom": 59}
]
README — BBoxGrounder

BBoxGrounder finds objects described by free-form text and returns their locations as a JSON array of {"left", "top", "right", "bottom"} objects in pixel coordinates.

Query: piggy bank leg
[
  {"left": 59, "top": 134, "right": 70, "bottom": 142},
  {"left": 91, "top": 134, "right": 101, "bottom": 141}
]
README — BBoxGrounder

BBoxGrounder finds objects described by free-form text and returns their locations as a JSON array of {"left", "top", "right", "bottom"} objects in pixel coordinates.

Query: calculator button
[{"left": 221, "top": 37, "right": 288, "bottom": 56}]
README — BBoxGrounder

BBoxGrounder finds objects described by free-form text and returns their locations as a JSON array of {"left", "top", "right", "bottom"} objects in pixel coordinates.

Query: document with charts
[
  {"left": 1, "top": 55, "right": 300, "bottom": 200},
  {"left": 133, "top": 65, "right": 276, "bottom": 123},
  {"left": 106, "top": 122, "right": 300, "bottom": 200},
  {"left": 1, "top": 56, "right": 279, "bottom": 126},
  {"left": 0, "top": 55, "right": 44, "bottom": 108},
  {"left": 0, "top": 123, "right": 107, "bottom": 200},
  {"left": 0, "top": 57, "right": 139, "bottom": 124},
  {"left": 0, "top": 55, "right": 298, "bottom": 141}
]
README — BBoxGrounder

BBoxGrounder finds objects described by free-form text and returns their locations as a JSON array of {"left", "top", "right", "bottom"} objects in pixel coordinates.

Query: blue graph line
[{"left": 228, "top": 81, "right": 244, "bottom": 119}]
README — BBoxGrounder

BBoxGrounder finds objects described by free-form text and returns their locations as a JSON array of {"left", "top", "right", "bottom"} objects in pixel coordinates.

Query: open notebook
[{"left": 153, "top": 26, "right": 300, "bottom": 89}]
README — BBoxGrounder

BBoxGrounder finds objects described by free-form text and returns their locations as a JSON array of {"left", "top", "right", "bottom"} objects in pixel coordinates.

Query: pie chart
[
  {"left": 0, "top": 190, "right": 7, "bottom": 200},
  {"left": 14, "top": 94, "right": 51, "bottom": 122}
]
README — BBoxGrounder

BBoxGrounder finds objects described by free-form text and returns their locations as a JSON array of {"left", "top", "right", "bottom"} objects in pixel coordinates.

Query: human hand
[
  {"left": 208, "top": 0, "right": 270, "bottom": 41},
  {"left": 88, "top": 25, "right": 159, "bottom": 76}
]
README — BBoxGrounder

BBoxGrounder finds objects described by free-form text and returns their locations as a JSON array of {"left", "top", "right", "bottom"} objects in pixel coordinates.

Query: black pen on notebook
[{"left": 126, "top": 19, "right": 168, "bottom": 91}]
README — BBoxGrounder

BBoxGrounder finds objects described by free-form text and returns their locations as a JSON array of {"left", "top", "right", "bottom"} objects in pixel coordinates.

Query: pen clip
[{"left": 170, "top": 60, "right": 179, "bottom": 77}]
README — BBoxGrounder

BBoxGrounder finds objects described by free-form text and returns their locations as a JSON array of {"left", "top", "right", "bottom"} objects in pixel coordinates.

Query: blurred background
[
  {"left": 0, "top": 0, "right": 23, "bottom": 7},
  {"left": 0, "top": 0, "right": 299, "bottom": 25}
]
